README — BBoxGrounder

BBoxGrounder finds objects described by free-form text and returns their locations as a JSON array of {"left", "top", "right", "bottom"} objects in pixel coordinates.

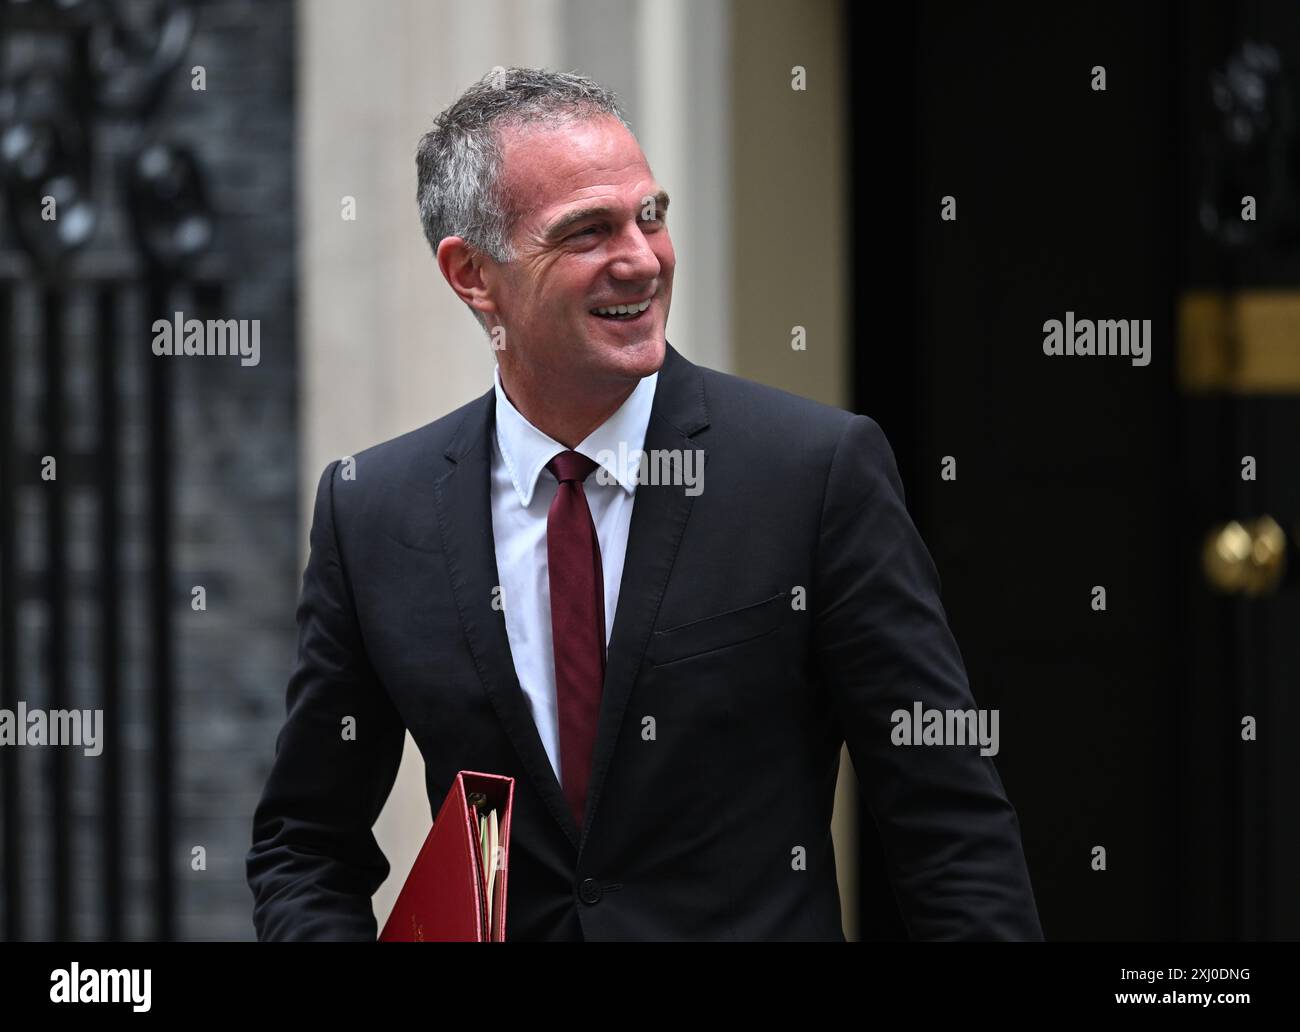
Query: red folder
[{"left": 378, "top": 770, "right": 514, "bottom": 941}]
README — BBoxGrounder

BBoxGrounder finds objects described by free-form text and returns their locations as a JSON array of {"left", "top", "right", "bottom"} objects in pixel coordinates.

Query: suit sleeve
[
  {"left": 813, "top": 415, "right": 1044, "bottom": 940},
  {"left": 246, "top": 459, "right": 408, "bottom": 941}
]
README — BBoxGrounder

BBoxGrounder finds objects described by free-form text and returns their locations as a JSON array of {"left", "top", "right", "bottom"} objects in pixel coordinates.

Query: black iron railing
[{"left": 0, "top": 0, "right": 216, "bottom": 942}]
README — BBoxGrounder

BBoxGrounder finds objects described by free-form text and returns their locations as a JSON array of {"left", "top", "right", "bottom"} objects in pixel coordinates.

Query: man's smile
[{"left": 589, "top": 297, "right": 654, "bottom": 322}]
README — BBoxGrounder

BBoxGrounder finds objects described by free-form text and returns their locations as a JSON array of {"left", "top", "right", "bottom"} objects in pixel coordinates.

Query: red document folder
[{"left": 378, "top": 770, "right": 514, "bottom": 942}]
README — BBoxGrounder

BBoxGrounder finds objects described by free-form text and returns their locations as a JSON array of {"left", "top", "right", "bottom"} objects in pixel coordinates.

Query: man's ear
[{"left": 436, "top": 236, "right": 499, "bottom": 320}]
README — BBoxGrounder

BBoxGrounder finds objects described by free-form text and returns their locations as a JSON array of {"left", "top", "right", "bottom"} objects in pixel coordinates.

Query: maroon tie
[{"left": 546, "top": 450, "right": 606, "bottom": 829}]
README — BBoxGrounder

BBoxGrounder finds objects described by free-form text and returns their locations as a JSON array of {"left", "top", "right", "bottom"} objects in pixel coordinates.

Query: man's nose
[{"left": 608, "top": 220, "right": 662, "bottom": 279}]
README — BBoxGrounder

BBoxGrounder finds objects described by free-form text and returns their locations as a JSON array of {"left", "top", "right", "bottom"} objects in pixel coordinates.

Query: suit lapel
[
  {"left": 579, "top": 343, "right": 709, "bottom": 851},
  {"left": 432, "top": 389, "right": 583, "bottom": 850},
  {"left": 432, "top": 343, "right": 710, "bottom": 856}
]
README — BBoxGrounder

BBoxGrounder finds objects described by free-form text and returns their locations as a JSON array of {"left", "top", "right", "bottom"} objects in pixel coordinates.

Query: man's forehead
[{"left": 499, "top": 117, "right": 655, "bottom": 218}]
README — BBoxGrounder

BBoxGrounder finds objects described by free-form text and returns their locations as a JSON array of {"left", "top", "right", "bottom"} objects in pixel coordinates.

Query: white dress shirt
[{"left": 490, "top": 363, "right": 659, "bottom": 788}]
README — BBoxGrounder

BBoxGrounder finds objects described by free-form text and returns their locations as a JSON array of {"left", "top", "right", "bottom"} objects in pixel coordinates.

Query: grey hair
[{"left": 416, "top": 67, "right": 633, "bottom": 330}]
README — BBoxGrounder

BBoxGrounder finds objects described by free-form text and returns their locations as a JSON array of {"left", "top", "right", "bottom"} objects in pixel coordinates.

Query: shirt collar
[{"left": 493, "top": 363, "right": 659, "bottom": 507}]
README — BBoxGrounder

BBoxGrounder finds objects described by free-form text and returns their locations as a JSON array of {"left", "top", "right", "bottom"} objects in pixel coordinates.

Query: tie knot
[{"left": 547, "top": 450, "right": 598, "bottom": 485}]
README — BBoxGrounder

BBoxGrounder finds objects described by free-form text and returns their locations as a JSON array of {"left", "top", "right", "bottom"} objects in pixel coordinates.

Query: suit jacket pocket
[{"left": 649, "top": 590, "right": 791, "bottom": 666}]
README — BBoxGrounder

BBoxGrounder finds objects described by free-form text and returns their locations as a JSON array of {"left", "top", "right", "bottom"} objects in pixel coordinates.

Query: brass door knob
[{"left": 1202, "top": 515, "right": 1288, "bottom": 596}]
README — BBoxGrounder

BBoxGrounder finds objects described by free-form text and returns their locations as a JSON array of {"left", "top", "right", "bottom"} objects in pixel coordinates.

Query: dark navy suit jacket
[{"left": 246, "top": 342, "right": 1043, "bottom": 941}]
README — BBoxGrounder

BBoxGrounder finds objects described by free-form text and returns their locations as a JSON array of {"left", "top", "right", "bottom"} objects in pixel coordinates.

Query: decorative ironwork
[
  {"left": 1198, "top": 40, "right": 1300, "bottom": 250},
  {"left": 0, "top": 0, "right": 216, "bottom": 942}
]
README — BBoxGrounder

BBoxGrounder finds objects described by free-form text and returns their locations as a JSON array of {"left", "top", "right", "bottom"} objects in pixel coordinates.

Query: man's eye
[{"left": 570, "top": 215, "right": 663, "bottom": 241}]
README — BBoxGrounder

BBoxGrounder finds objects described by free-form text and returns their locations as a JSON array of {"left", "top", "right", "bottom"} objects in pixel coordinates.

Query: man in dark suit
[{"left": 246, "top": 68, "right": 1042, "bottom": 941}]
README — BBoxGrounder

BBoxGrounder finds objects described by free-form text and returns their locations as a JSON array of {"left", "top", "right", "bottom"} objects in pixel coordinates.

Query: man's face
[{"left": 484, "top": 115, "right": 675, "bottom": 390}]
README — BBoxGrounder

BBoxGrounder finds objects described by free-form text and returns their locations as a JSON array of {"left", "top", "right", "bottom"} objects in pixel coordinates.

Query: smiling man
[
  {"left": 246, "top": 67, "right": 1044, "bottom": 942},
  {"left": 433, "top": 86, "right": 673, "bottom": 447}
]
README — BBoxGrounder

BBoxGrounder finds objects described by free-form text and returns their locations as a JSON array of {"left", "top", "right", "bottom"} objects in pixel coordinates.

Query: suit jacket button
[{"left": 579, "top": 878, "right": 602, "bottom": 905}]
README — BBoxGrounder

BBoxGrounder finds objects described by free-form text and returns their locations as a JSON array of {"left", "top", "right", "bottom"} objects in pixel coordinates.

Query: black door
[{"left": 848, "top": 0, "right": 1299, "bottom": 940}]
